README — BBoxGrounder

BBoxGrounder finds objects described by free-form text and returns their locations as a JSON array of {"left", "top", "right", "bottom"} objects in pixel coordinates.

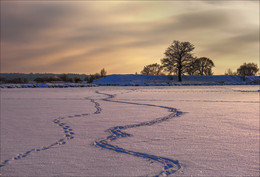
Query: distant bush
[
  {"left": 237, "top": 63, "right": 259, "bottom": 76},
  {"left": 100, "top": 68, "right": 107, "bottom": 77},
  {"left": 0, "top": 76, "right": 6, "bottom": 83},
  {"left": 5, "top": 77, "right": 28, "bottom": 84},
  {"left": 84, "top": 69, "right": 107, "bottom": 83},
  {"left": 34, "top": 76, "right": 61, "bottom": 83},
  {"left": 225, "top": 68, "right": 237, "bottom": 75},
  {"left": 237, "top": 62, "right": 259, "bottom": 81},
  {"left": 84, "top": 73, "right": 101, "bottom": 83},
  {"left": 1, "top": 70, "right": 106, "bottom": 84},
  {"left": 141, "top": 63, "right": 164, "bottom": 75},
  {"left": 59, "top": 74, "right": 70, "bottom": 82},
  {"left": 57, "top": 74, "right": 76, "bottom": 83},
  {"left": 74, "top": 77, "right": 83, "bottom": 83}
]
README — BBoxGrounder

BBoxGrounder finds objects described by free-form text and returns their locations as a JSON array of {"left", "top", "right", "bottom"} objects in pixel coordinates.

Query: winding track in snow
[
  {"left": 1, "top": 89, "right": 183, "bottom": 176},
  {"left": 94, "top": 91, "right": 183, "bottom": 176},
  {"left": 0, "top": 97, "right": 101, "bottom": 168}
]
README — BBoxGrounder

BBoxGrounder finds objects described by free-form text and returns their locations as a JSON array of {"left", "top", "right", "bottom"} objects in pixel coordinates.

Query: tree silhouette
[
  {"left": 141, "top": 63, "right": 164, "bottom": 75},
  {"left": 59, "top": 74, "right": 69, "bottom": 82},
  {"left": 100, "top": 68, "right": 107, "bottom": 77},
  {"left": 34, "top": 76, "right": 61, "bottom": 83},
  {"left": 186, "top": 58, "right": 198, "bottom": 75},
  {"left": 237, "top": 63, "right": 259, "bottom": 77},
  {"left": 161, "top": 40, "right": 195, "bottom": 82},
  {"left": 225, "top": 68, "right": 237, "bottom": 75},
  {"left": 194, "top": 57, "right": 215, "bottom": 75}
]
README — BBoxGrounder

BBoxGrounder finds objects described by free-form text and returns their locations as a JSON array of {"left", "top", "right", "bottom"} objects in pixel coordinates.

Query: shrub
[
  {"left": 6, "top": 77, "right": 28, "bottom": 84},
  {"left": 34, "top": 76, "right": 61, "bottom": 83}
]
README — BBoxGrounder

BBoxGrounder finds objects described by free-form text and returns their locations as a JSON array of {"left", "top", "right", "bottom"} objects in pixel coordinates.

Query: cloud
[
  {"left": 174, "top": 10, "right": 229, "bottom": 30},
  {"left": 63, "top": 9, "right": 230, "bottom": 50},
  {"left": 1, "top": 1, "right": 259, "bottom": 74},
  {"left": 1, "top": 2, "right": 79, "bottom": 43},
  {"left": 203, "top": 27, "right": 259, "bottom": 56},
  {"left": 230, "top": 28, "right": 259, "bottom": 44},
  {"left": 202, "top": 0, "right": 258, "bottom": 5}
]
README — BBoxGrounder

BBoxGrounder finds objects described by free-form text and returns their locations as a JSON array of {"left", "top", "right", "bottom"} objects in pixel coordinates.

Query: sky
[{"left": 1, "top": 0, "right": 259, "bottom": 75}]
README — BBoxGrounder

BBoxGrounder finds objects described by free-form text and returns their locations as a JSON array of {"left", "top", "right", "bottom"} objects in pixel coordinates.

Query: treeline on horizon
[
  {"left": 1, "top": 40, "right": 259, "bottom": 84},
  {"left": 0, "top": 69, "right": 107, "bottom": 84},
  {"left": 140, "top": 40, "right": 259, "bottom": 82}
]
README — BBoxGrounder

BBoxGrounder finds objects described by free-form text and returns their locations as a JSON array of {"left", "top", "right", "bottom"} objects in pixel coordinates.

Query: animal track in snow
[{"left": 94, "top": 91, "right": 182, "bottom": 176}]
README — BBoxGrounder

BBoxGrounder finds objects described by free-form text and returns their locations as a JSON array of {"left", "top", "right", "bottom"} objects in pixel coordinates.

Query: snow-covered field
[{"left": 0, "top": 86, "right": 259, "bottom": 176}]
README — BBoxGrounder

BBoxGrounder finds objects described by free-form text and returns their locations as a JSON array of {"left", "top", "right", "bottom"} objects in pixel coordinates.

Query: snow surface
[
  {"left": 0, "top": 83, "right": 97, "bottom": 88},
  {"left": 93, "top": 75, "right": 260, "bottom": 86},
  {"left": 0, "top": 86, "right": 259, "bottom": 176}
]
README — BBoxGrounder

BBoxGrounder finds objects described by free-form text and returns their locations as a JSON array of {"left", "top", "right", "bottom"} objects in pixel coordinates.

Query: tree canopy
[
  {"left": 194, "top": 57, "right": 215, "bottom": 75},
  {"left": 141, "top": 63, "right": 164, "bottom": 75},
  {"left": 237, "top": 63, "right": 259, "bottom": 76},
  {"left": 161, "top": 40, "right": 195, "bottom": 81}
]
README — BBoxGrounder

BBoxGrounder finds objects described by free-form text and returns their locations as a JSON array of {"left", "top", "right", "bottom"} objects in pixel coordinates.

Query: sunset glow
[{"left": 1, "top": 1, "right": 259, "bottom": 75}]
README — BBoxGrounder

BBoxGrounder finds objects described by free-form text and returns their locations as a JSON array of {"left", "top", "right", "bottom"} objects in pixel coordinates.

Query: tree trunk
[{"left": 178, "top": 67, "right": 182, "bottom": 82}]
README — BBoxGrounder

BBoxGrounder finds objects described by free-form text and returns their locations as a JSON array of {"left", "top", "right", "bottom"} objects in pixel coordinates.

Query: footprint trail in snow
[
  {"left": 1, "top": 90, "right": 183, "bottom": 176},
  {"left": 0, "top": 97, "right": 101, "bottom": 168},
  {"left": 94, "top": 91, "right": 182, "bottom": 176}
]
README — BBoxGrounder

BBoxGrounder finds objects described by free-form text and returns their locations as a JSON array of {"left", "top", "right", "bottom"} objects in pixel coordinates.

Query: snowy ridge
[
  {"left": 93, "top": 75, "right": 260, "bottom": 86},
  {"left": 94, "top": 91, "right": 182, "bottom": 176},
  {"left": 0, "top": 98, "right": 101, "bottom": 168}
]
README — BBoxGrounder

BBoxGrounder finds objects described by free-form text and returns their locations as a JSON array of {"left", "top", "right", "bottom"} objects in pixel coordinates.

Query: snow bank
[
  {"left": 1, "top": 75, "right": 259, "bottom": 88},
  {"left": 0, "top": 83, "right": 98, "bottom": 88},
  {"left": 93, "top": 75, "right": 260, "bottom": 86}
]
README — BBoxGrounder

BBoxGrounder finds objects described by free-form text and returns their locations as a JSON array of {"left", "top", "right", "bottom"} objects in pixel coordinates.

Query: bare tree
[
  {"left": 194, "top": 57, "right": 215, "bottom": 75},
  {"left": 141, "top": 63, "right": 164, "bottom": 75},
  {"left": 237, "top": 63, "right": 259, "bottom": 76},
  {"left": 225, "top": 68, "right": 237, "bottom": 75},
  {"left": 161, "top": 40, "right": 195, "bottom": 82},
  {"left": 186, "top": 58, "right": 198, "bottom": 75},
  {"left": 100, "top": 68, "right": 107, "bottom": 77}
]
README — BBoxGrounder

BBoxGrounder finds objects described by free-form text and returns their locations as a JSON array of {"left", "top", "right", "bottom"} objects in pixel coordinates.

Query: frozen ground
[{"left": 0, "top": 86, "right": 259, "bottom": 176}]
